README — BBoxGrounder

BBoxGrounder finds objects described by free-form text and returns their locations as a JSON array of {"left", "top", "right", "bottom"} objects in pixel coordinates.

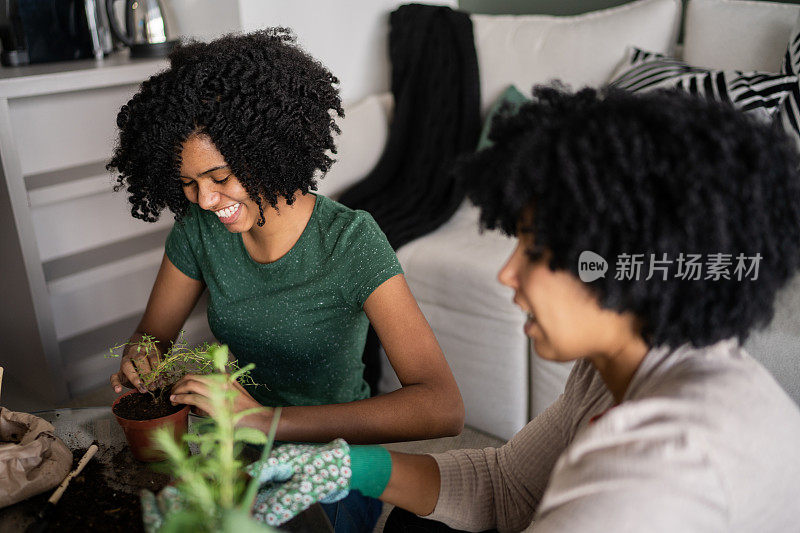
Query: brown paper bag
[{"left": 0, "top": 407, "right": 72, "bottom": 508}]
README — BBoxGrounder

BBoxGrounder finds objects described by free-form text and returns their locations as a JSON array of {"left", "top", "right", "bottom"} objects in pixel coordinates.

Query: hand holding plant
[
  {"left": 169, "top": 374, "right": 266, "bottom": 427},
  {"left": 140, "top": 344, "right": 280, "bottom": 533},
  {"left": 110, "top": 333, "right": 165, "bottom": 393},
  {"left": 108, "top": 332, "right": 258, "bottom": 399}
]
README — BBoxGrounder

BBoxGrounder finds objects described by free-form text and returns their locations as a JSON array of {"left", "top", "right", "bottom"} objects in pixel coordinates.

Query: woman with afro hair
[
  {"left": 240, "top": 87, "right": 800, "bottom": 532},
  {"left": 106, "top": 30, "right": 464, "bottom": 531}
]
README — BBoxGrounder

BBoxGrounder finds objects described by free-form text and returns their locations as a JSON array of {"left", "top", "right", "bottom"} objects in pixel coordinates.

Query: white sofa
[{"left": 319, "top": 0, "right": 800, "bottom": 440}]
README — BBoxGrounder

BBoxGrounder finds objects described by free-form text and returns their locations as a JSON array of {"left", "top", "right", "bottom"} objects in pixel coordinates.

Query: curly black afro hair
[
  {"left": 459, "top": 85, "right": 800, "bottom": 348},
  {"left": 108, "top": 29, "right": 344, "bottom": 225}
]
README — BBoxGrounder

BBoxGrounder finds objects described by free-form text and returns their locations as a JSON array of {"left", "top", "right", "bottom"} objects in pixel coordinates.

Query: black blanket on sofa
[
  {"left": 339, "top": 3, "right": 481, "bottom": 250},
  {"left": 339, "top": 3, "right": 481, "bottom": 395}
]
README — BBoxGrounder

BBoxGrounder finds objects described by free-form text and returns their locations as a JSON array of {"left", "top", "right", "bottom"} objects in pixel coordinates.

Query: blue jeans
[
  {"left": 321, "top": 490, "right": 382, "bottom": 533},
  {"left": 384, "top": 507, "right": 498, "bottom": 532}
]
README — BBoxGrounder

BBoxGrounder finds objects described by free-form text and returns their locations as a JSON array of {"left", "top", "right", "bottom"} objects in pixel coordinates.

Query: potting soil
[
  {"left": 113, "top": 387, "right": 184, "bottom": 420},
  {"left": 0, "top": 444, "right": 170, "bottom": 531}
]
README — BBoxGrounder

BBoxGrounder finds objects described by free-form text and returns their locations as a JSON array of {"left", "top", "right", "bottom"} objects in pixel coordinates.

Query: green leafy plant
[
  {"left": 108, "top": 332, "right": 260, "bottom": 399},
  {"left": 149, "top": 344, "right": 280, "bottom": 532}
]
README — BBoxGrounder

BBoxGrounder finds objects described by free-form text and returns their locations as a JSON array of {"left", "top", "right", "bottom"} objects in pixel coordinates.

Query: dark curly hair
[
  {"left": 459, "top": 85, "right": 800, "bottom": 348},
  {"left": 107, "top": 29, "right": 344, "bottom": 225}
]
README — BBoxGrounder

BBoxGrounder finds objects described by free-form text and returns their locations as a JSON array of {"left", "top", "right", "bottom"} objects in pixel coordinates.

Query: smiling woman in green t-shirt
[{"left": 105, "top": 30, "right": 464, "bottom": 456}]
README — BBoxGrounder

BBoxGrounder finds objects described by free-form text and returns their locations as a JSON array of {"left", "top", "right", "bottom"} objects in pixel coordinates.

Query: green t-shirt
[{"left": 165, "top": 194, "right": 403, "bottom": 407}]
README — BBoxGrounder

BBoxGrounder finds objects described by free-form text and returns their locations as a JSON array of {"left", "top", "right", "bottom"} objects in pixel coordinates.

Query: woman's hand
[
  {"left": 169, "top": 374, "right": 267, "bottom": 427},
  {"left": 110, "top": 337, "right": 163, "bottom": 394},
  {"left": 109, "top": 255, "right": 206, "bottom": 395}
]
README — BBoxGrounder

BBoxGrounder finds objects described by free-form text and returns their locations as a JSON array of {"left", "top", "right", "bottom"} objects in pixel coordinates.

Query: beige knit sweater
[{"left": 428, "top": 340, "right": 800, "bottom": 532}]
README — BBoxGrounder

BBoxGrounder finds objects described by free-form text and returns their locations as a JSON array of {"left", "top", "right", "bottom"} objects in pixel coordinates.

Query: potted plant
[
  {"left": 141, "top": 344, "right": 280, "bottom": 532},
  {"left": 108, "top": 333, "right": 257, "bottom": 462}
]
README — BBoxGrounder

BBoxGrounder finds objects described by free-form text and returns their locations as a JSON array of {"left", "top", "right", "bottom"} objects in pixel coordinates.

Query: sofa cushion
[
  {"left": 744, "top": 273, "right": 800, "bottom": 405},
  {"left": 471, "top": 0, "right": 681, "bottom": 114},
  {"left": 476, "top": 85, "right": 527, "bottom": 151},
  {"left": 315, "top": 93, "right": 390, "bottom": 200},
  {"left": 380, "top": 200, "right": 575, "bottom": 439},
  {"left": 684, "top": 0, "right": 800, "bottom": 72},
  {"left": 609, "top": 47, "right": 796, "bottom": 119},
  {"left": 397, "top": 201, "right": 519, "bottom": 330},
  {"left": 387, "top": 201, "right": 527, "bottom": 439},
  {"left": 779, "top": 14, "right": 800, "bottom": 152}
]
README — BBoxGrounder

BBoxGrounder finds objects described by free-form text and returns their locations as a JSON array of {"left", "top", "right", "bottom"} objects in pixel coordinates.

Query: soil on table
[
  {"left": 0, "top": 444, "right": 171, "bottom": 532},
  {"left": 113, "top": 387, "right": 183, "bottom": 420}
]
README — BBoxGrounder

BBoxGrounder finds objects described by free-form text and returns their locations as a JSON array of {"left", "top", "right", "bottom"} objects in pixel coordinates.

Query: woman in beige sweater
[
  {"left": 149, "top": 87, "right": 800, "bottom": 531},
  {"left": 370, "top": 87, "right": 800, "bottom": 532}
]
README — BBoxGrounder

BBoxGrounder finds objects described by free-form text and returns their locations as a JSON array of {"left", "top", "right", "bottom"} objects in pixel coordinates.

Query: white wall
[
  {"left": 168, "top": 0, "right": 456, "bottom": 104},
  {"left": 164, "top": 0, "right": 242, "bottom": 42}
]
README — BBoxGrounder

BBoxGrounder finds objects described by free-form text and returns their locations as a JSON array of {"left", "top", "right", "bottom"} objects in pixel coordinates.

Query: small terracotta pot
[{"left": 112, "top": 391, "right": 190, "bottom": 462}]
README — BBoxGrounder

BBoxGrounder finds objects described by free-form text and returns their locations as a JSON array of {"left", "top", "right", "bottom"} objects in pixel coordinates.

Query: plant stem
[
  {"left": 241, "top": 407, "right": 282, "bottom": 513},
  {"left": 220, "top": 386, "right": 235, "bottom": 508}
]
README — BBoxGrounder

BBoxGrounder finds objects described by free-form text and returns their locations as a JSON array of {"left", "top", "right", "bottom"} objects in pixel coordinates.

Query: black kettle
[{"left": 105, "top": 0, "right": 176, "bottom": 58}]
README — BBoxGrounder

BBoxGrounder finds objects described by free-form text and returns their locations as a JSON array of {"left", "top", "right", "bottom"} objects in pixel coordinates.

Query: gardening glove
[
  {"left": 140, "top": 485, "right": 185, "bottom": 533},
  {"left": 248, "top": 438, "right": 391, "bottom": 527}
]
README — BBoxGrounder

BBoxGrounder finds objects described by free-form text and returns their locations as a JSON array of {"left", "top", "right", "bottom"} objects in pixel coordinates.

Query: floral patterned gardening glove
[
  {"left": 140, "top": 485, "right": 185, "bottom": 533},
  {"left": 247, "top": 438, "right": 392, "bottom": 527}
]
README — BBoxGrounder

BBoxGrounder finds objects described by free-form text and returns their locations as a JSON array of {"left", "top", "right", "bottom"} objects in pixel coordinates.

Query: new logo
[{"left": 578, "top": 251, "right": 608, "bottom": 282}]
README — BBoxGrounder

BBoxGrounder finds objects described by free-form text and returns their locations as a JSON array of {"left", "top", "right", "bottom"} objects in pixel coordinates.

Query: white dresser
[{"left": 0, "top": 52, "right": 212, "bottom": 409}]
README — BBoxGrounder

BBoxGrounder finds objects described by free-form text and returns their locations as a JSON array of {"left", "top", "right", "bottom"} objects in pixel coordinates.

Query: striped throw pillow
[
  {"left": 609, "top": 47, "right": 796, "bottom": 121},
  {"left": 779, "top": 16, "right": 800, "bottom": 150}
]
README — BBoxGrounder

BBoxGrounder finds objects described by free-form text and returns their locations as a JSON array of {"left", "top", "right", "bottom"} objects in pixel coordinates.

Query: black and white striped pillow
[
  {"left": 609, "top": 47, "right": 796, "bottom": 120},
  {"left": 779, "top": 15, "right": 800, "bottom": 150}
]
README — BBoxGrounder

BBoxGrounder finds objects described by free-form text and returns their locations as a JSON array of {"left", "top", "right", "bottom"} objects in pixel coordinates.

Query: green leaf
[
  {"left": 181, "top": 433, "right": 204, "bottom": 443},
  {"left": 229, "top": 363, "right": 255, "bottom": 382},
  {"left": 200, "top": 440, "right": 216, "bottom": 457},
  {"left": 211, "top": 345, "right": 229, "bottom": 371},
  {"left": 233, "top": 427, "right": 267, "bottom": 445},
  {"left": 160, "top": 509, "right": 207, "bottom": 533},
  {"left": 148, "top": 460, "right": 176, "bottom": 476},
  {"left": 192, "top": 419, "right": 216, "bottom": 434},
  {"left": 220, "top": 509, "right": 278, "bottom": 532},
  {"left": 152, "top": 427, "right": 186, "bottom": 461}
]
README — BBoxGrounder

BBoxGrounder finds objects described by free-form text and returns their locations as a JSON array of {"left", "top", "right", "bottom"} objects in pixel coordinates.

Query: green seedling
[
  {"left": 108, "top": 332, "right": 260, "bottom": 401},
  {"left": 150, "top": 345, "right": 280, "bottom": 532}
]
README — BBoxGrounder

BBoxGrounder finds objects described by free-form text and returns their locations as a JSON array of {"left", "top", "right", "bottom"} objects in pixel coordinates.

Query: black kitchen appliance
[
  {"left": 0, "top": 0, "right": 113, "bottom": 66},
  {"left": 105, "top": 0, "right": 176, "bottom": 58}
]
